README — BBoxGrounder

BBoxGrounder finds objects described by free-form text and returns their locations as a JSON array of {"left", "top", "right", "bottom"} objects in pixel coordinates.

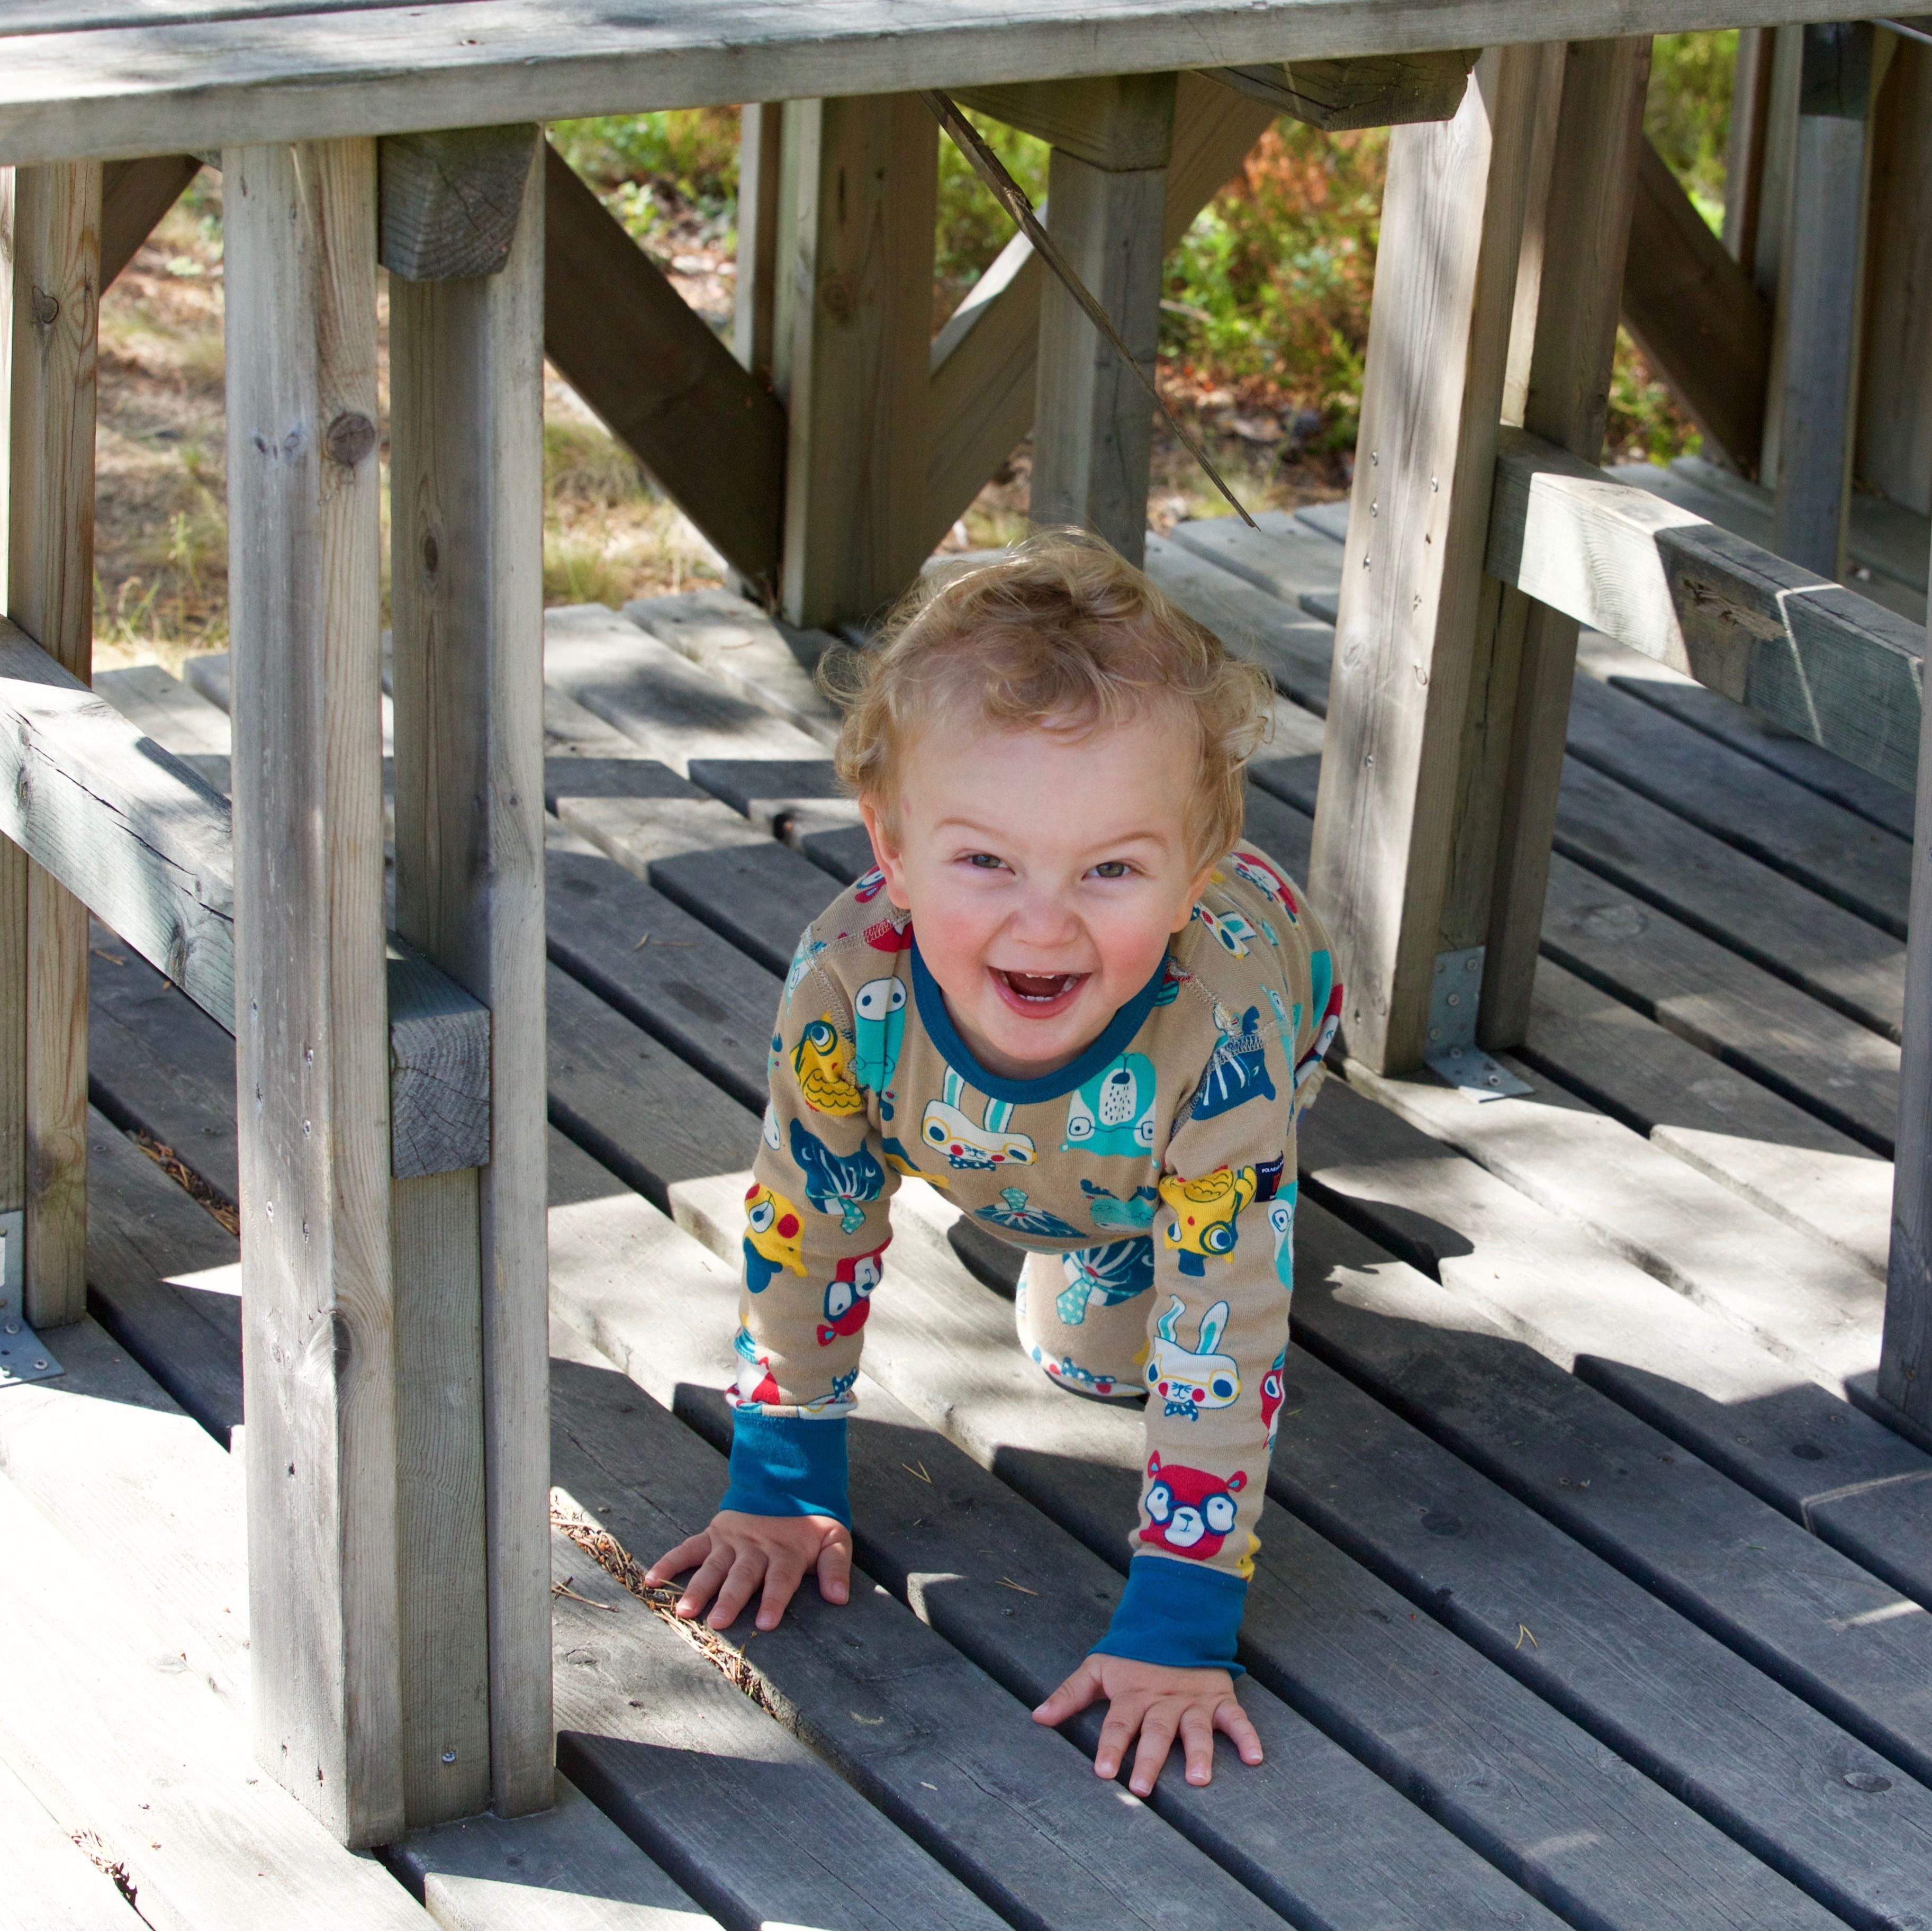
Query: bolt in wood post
[
  {"left": 1770, "top": 22, "right": 1873, "bottom": 580},
  {"left": 1466, "top": 38, "right": 1651, "bottom": 1049},
  {"left": 223, "top": 136, "right": 405, "bottom": 1848},
  {"left": 780, "top": 95, "right": 937, "bottom": 632},
  {"left": 1305, "top": 45, "right": 1545, "bottom": 1075},
  {"left": 4, "top": 163, "right": 102, "bottom": 1332},
  {"left": 1029, "top": 73, "right": 1176, "bottom": 565},
  {"left": 387, "top": 127, "right": 553, "bottom": 1825}
]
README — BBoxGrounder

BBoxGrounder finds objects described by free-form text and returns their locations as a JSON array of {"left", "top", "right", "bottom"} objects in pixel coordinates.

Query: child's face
[{"left": 862, "top": 707, "right": 1212, "bottom": 1081}]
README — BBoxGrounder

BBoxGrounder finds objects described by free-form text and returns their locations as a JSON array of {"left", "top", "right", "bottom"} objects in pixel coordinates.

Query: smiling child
[{"left": 648, "top": 531, "right": 1342, "bottom": 1796}]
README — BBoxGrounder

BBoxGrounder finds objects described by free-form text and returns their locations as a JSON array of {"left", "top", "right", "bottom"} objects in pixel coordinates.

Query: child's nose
[{"left": 1007, "top": 887, "right": 1082, "bottom": 946}]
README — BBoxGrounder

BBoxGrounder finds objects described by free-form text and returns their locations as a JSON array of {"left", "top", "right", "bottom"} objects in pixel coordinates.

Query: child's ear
[{"left": 860, "top": 795, "right": 913, "bottom": 910}]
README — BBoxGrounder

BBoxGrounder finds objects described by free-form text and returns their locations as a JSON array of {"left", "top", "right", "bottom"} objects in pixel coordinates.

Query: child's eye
[
  {"left": 1091, "top": 861, "right": 1134, "bottom": 879},
  {"left": 965, "top": 852, "right": 1006, "bottom": 870}
]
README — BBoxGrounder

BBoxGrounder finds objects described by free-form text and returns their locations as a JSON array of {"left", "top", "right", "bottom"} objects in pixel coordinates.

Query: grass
[{"left": 93, "top": 58, "right": 1740, "bottom": 662}]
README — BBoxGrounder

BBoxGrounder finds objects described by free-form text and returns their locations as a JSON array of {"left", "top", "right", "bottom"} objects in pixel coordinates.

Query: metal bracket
[
  {"left": 0, "top": 1211, "right": 63, "bottom": 1388},
  {"left": 1423, "top": 946, "right": 1532, "bottom": 1104}
]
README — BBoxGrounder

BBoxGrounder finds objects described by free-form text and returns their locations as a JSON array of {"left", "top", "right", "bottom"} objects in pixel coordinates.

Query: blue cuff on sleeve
[
  {"left": 1090, "top": 1556, "right": 1247, "bottom": 1674},
  {"left": 720, "top": 1408, "right": 851, "bottom": 1526}
]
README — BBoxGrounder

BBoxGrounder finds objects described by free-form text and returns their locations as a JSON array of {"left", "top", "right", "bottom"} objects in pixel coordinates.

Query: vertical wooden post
[
  {"left": 735, "top": 102, "right": 785, "bottom": 391},
  {"left": 387, "top": 129, "right": 553, "bottom": 1826},
  {"left": 1030, "top": 73, "right": 1176, "bottom": 565},
  {"left": 1770, "top": 22, "right": 1874, "bottom": 579},
  {"left": 780, "top": 94, "right": 937, "bottom": 631},
  {"left": 1723, "top": 26, "right": 1776, "bottom": 270},
  {"left": 223, "top": 137, "right": 404, "bottom": 1848},
  {"left": 4, "top": 162, "right": 100, "bottom": 1331},
  {"left": 1305, "top": 45, "right": 1544, "bottom": 1075},
  {"left": 1881, "top": 517, "right": 1932, "bottom": 1438},
  {"left": 1469, "top": 38, "right": 1651, "bottom": 1047}
]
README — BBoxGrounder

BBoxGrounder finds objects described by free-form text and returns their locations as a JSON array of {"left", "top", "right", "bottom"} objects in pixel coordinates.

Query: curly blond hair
[{"left": 826, "top": 530, "right": 1275, "bottom": 868}]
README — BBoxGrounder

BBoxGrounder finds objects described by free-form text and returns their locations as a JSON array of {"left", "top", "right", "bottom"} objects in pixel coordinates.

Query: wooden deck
[{"left": 7, "top": 470, "right": 1932, "bottom": 1930}]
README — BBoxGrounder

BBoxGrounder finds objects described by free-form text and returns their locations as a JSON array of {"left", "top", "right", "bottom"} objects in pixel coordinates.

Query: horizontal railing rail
[
  {"left": 1487, "top": 425, "right": 1922, "bottom": 792},
  {"left": 0, "top": 617, "right": 489, "bottom": 1177}
]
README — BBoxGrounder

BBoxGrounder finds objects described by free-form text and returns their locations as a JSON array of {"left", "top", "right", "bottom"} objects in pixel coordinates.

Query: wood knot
[
  {"left": 324, "top": 412, "right": 377, "bottom": 468},
  {"left": 820, "top": 276, "right": 856, "bottom": 324},
  {"left": 30, "top": 286, "right": 59, "bottom": 329}
]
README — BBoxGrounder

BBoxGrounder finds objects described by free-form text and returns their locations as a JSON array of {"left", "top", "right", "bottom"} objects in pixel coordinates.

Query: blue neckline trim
[{"left": 909, "top": 940, "right": 1168, "bottom": 1105}]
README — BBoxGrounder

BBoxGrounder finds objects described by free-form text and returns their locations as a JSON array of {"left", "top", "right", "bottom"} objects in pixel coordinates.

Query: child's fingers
[
  {"left": 1032, "top": 1657, "right": 1104, "bottom": 1728},
  {"left": 674, "top": 1545, "right": 734, "bottom": 1620},
  {"left": 815, "top": 1528, "right": 852, "bottom": 1606},
  {"left": 1213, "top": 1694, "right": 1265, "bottom": 1766},
  {"left": 1179, "top": 1704, "right": 1218, "bottom": 1786},
  {"left": 646, "top": 1531, "right": 712, "bottom": 1588},
  {"left": 705, "top": 1547, "right": 769, "bottom": 1630},
  {"left": 755, "top": 1548, "right": 810, "bottom": 1631},
  {"left": 1128, "top": 1706, "right": 1181, "bottom": 1797},
  {"left": 1092, "top": 1696, "right": 1146, "bottom": 1781}
]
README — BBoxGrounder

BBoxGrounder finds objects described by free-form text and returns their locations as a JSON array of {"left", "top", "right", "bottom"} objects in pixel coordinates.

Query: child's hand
[
  {"left": 1033, "top": 1654, "right": 1262, "bottom": 1795},
  {"left": 646, "top": 1510, "right": 852, "bottom": 1632}
]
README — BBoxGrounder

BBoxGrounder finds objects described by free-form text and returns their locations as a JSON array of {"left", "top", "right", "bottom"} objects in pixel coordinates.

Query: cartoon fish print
[
  {"left": 1063, "top": 1051, "right": 1157, "bottom": 1156},
  {"left": 1192, "top": 903, "right": 1255, "bottom": 957},
  {"left": 1159, "top": 1164, "right": 1258, "bottom": 1277},
  {"left": 1260, "top": 919, "right": 1279, "bottom": 949},
  {"left": 1262, "top": 986, "right": 1298, "bottom": 1045},
  {"left": 800, "top": 1367, "right": 860, "bottom": 1416},
  {"left": 793, "top": 1013, "right": 865, "bottom": 1116},
  {"left": 864, "top": 916, "right": 913, "bottom": 953},
  {"left": 788, "top": 1117, "right": 884, "bottom": 1235},
  {"left": 1055, "top": 1238, "right": 1155, "bottom": 1325},
  {"left": 852, "top": 974, "right": 908, "bottom": 1095},
  {"left": 731, "top": 1326, "right": 784, "bottom": 1407},
  {"left": 1081, "top": 1178, "right": 1158, "bottom": 1230},
  {"left": 1144, "top": 1294, "right": 1240, "bottom": 1419},
  {"left": 743, "top": 1183, "right": 806, "bottom": 1292},
  {"left": 817, "top": 1242, "right": 888, "bottom": 1346},
  {"left": 922, "top": 1070, "right": 1036, "bottom": 1170},
  {"left": 1030, "top": 1345, "right": 1121, "bottom": 1398},
  {"left": 761, "top": 1103, "right": 783, "bottom": 1152},
  {"left": 976, "top": 1186, "right": 1085, "bottom": 1240},
  {"left": 1266, "top": 1187, "right": 1298, "bottom": 1290},
  {"left": 1230, "top": 850, "right": 1297, "bottom": 912},
  {"left": 1293, "top": 953, "right": 1343, "bottom": 1113},
  {"left": 1190, "top": 1006, "right": 1278, "bottom": 1121},
  {"left": 882, "top": 1136, "right": 951, "bottom": 1188},
  {"left": 1260, "top": 1349, "right": 1290, "bottom": 1448},
  {"left": 1154, "top": 955, "right": 1189, "bottom": 1006},
  {"left": 1140, "top": 1451, "right": 1247, "bottom": 1561},
  {"left": 853, "top": 865, "right": 889, "bottom": 904},
  {"left": 783, "top": 932, "right": 827, "bottom": 1009}
]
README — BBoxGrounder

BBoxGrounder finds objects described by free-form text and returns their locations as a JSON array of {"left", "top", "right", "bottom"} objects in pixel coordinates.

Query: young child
[{"left": 648, "top": 533, "right": 1342, "bottom": 1797}]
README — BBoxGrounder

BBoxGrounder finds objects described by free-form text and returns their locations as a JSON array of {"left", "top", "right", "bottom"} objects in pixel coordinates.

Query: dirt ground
[{"left": 89, "top": 167, "right": 1340, "bottom": 674}]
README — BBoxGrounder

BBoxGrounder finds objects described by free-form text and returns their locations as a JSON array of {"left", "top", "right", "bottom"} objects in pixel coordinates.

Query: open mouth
[{"left": 993, "top": 968, "right": 1088, "bottom": 1014}]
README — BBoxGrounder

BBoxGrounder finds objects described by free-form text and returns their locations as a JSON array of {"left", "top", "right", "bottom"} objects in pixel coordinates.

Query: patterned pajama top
[{"left": 721, "top": 844, "right": 1342, "bottom": 1670}]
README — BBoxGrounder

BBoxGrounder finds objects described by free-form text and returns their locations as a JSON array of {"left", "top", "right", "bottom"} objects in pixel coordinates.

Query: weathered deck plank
[{"left": 0, "top": 1751, "right": 144, "bottom": 1931}]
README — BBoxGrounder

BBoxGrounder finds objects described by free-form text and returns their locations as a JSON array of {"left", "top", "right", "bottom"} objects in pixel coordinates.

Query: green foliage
[
  {"left": 934, "top": 114, "right": 1050, "bottom": 314},
  {"left": 1647, "top": 31, "right": 1735, "bottom": 230},
  {"left": 550, "top": 108, "right": 741, "bottom": 248}
]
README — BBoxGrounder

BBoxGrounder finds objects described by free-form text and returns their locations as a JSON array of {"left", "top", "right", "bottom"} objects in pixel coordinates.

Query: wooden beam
[
  {"left": 1487, "top": 426, "right": 1922, "bottom": 790},
  {"left": 1722, "top": 25, "right": 1776, "bottom": 268},
  {"left": 1879, "top": 523, "right": 1932, "bottom": 1437},
  {"left": 733, "top": 101, "right": 784, "bottom": 391},
  {"left": 1771, "top": 21, "right": 1874, "bottom": 576},
  {"left": 7, "top": 159, "right": 100, "bottom": 1331},
  {"left": 1465, "top": 37, "right": 1650, "bottom": 1050},
  {"left": 0, "top": 618, "right": 491, "bottom": 1174},
  {"left": 951, "top": 72, "right": 1177, "bottom": 168},
  {"left": 379, "top": 124, "right": 538, "bottom": 281},
  {"left": 1305, "top": 44, "right": 1546, "bottom": 1075},
  {"left": 1620, "top": 136, "right": 1771, "bottom": 478},
  {"left": 1206, "top": 49, "right": 1478, "bottom": 131},
  {"left": 1030, "top": 74, "right": 1173, "bottom": 564},
  {"left": 3, "top": 1, "right": 1895, "bottom": 172},
  {"left": 541, "top": 141, "right": 785, "bottom": 594},
  {"left": 101, "top": 152, "right": 200, "bottom": 285},
  {"left": 222, "top": 134, "right": 403, "bottom": 1847},
  {"left": 389, "top": 128, "right": 554, "bottom": 1824},
  {"left": 779, "top": 93, "right": 936, "bottom": 629},
  {"left": 921, "top": 69, "right": 1275, "bottom": 561}
]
